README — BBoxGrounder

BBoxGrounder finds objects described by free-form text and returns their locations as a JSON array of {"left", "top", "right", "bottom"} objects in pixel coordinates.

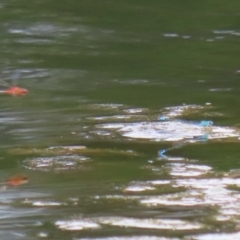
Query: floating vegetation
[
  {"left": 97, "top": 217, "right": 202, "bottom": 230},
  {"left": 87, "top": 114, "right": 148, "bottom": 122},
  {"left": 55, "top": 216, "right": 202, "bottom": 231},
  {"left": 141, "top": 164, "right": 240, "bottom": 217},
  {"left": 123, "top": 182, "right": 156, "bottom": 193},
  {"left": 123, "top": 108, "right": 148, "bottom": 114},
  {"left": 55, "top": 219, "right": 101, "bottom": 231},
  {"left": 22, "top": 155, "right": 91, "bottom": 172},
  {"left": 160, "top": 104, "right": 210, "bottom": 119},
  {"left": 93, "top": 104, "right": 239, "bottom": 143},
  {"left": 9, "top": 145, "right": 141, "bottom": 157},
  {"left": 10, "top": 145, "right": 141, "bottom": 173},
  {"left": 6, "top": 103, "right": 240, "bottom": 239},
  {"left": 96, "top": 120, "right": 239, "bottom": 142},
  {"left": 85, "top": 103, "right": 124, "bottom": 112}
]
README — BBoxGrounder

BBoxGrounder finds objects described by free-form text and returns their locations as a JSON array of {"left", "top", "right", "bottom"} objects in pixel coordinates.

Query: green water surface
[{"left": 0, "top": 1, "right": 240, "bottom": 239}]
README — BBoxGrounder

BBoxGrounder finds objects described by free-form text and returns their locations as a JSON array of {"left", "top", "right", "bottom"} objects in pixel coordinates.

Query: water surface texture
[{"left": 1, "top": 1, "right": 240, "bottom": 239}]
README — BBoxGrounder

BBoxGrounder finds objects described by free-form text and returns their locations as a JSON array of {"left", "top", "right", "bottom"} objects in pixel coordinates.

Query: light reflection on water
[
  {"left": 1, "top": 1, "right": 240, "bottom": 239},
  {"left": 1, "top": 104, "right": 240, "bottom": 239},
  {"left": 0, "top": 70, "right": 239, "bottom": 239}
]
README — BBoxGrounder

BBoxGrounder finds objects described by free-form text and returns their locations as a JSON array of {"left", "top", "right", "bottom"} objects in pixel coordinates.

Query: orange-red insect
[
  {"left": 0, "top": 71, "right": 29, "bottom": 96},
  {"left": 5, "top": 175, "right": 28, "bottom": 187},
  {"left": 1, "top": 86, "right": 28, "bottom": 96}
]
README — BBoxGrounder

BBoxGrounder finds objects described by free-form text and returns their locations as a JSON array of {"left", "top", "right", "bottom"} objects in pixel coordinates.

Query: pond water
[{"left": 1, "top": 0, "right": 240, "bottom": 239}]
